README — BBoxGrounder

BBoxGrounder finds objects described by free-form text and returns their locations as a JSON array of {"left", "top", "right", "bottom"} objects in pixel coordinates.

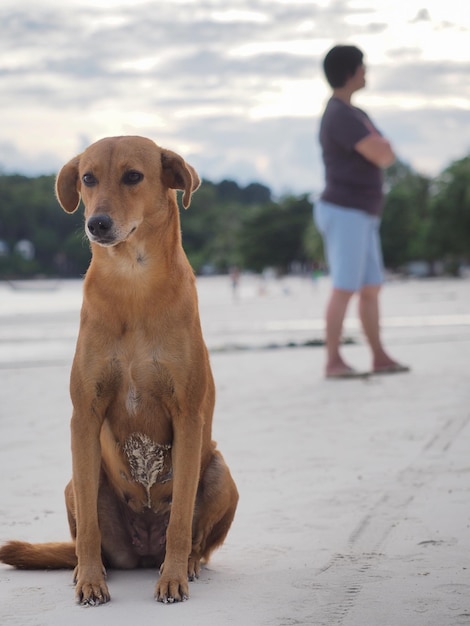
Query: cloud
[
  {"left": 1, "top": 2, "right": 314, "bottom": 110},
  {"left": 0, "top": 0, "right": 469, "bottom": 195},
  {"left": 377, "top": 107, "right": 470, "bottom": 180},
  {"left": 150, "top": 114, "right": 318, "bottom": 195},
  {"left": 410, "top": 8, "right": 431, "bottom": 23},
  {"left": 0, "top": 141, "right": 63, "bottom": 176},
  {"left": 376, "top": 60, "right": 470, "bottom": 97}
]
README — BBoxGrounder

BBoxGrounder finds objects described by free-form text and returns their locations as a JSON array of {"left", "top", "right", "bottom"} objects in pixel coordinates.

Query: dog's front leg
[
  {"left": 70, "top": 409, "right": 110, "bottom": 606},
  {"left": 156, "top": 421, "right": 203, "bottom": 603}
]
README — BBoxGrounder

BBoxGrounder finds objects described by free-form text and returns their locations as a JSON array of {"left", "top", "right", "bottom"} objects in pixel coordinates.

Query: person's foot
[
  {"left": 372, "top": 362, "right": 410, "bottom": 375},
  {"left": 372, "top": 350, "right": 410, "bottom": 374},
  {"left": 326, "top": 365, "right": 369, "bottom": 379}
]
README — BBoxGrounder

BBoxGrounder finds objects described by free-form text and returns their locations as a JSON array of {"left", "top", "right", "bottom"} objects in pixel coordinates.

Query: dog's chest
[
  {"left": 109, "top": 342, "right": 176, "bottom": 418},
  {"left": 102, "top": 344, "right": 176, "bottom": 509},
  {"left": 126, "top": 383, "right": 141, "bottom": 416}
]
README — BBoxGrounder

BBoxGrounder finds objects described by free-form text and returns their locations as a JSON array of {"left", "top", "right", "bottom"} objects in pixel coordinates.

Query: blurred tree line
[{"left": 0, "top": 153, "right": 469, "bottom": 279}]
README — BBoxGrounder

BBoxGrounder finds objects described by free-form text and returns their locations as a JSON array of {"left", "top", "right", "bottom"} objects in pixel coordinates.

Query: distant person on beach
[
  {"left": 314, "top": 44, "right": 409, "bottom": 379},
  {"left": 229, "top": 265, "right": 241, "bottom": 300}
]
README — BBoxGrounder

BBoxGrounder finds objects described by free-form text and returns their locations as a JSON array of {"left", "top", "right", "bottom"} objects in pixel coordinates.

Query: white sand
[{"left": 0, "top": 275, "right": 469, "bottom": 625}]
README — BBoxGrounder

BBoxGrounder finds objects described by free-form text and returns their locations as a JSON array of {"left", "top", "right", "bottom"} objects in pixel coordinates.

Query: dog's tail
[{"left": 0, "top": 540, "right": 77, "bottom": 569}]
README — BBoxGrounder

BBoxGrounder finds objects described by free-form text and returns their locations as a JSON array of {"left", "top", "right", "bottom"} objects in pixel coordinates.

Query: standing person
[
  {"left": 315, "top": 44, "right": 409, "bottom": 379},
  {"left": 229, "top": 265, "right": 241, "bottom": 301}
]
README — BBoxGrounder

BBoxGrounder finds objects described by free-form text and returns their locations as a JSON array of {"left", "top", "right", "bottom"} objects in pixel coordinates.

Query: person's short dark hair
[{"left": 322, "top": 45, "right": 364, "bottom": 88}]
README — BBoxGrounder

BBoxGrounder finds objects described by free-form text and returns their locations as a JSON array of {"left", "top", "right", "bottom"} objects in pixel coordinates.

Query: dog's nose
[{"left": 87, "top": 214, "right": 113, "bottom": 237}]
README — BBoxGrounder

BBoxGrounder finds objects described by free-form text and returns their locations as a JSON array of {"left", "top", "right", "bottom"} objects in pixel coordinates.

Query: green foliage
[
  {"left": 302, "top": 219, "right": 324, "bottom": 265},
  {"left": 237, "top": 194, "right": 313, "bottom": 274},
  {"left": 381, "top": 156, "right": 470, "bottom": 274},
  {"left": 0, "top": 152, "right": 469, "bottom": 279},
  {"left": 381, "top": 161, "right": 431, "bottom": 268},
  {"left": 427, "top": 157, "right": 470, "bottom": 274},
  {"left": 179, "top": 179, "right": 272, "bottom": 272},
  {"left": 181, "top": 182, "right": 318, "bottom": 274},
  {"left": 0, "top": 174, "right": 87, "bottom": 278}
]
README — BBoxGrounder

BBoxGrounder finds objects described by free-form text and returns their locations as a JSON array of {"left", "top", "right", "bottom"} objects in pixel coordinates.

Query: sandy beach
[{"left": 0, "top": 274, "right": 469, "bottom": 625}]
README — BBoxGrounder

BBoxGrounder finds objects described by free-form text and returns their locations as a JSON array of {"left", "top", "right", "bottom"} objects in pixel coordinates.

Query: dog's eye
[
  {"left": 122, "top": 170, "right": 143, "bottom": 185},
  {"left": 82, "top": 173, "right": 97, "bottom": 186}
]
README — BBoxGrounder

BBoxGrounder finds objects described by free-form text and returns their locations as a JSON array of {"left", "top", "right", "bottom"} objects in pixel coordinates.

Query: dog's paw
[
  {"left": 73, "top": 564, "right": 110, "bottom": 606},
  {"left": 155, "top": 565, "right": 189, "bottom": 603},
  {"left": 187, "top": 555, "right": 201, "bottom": 581}
]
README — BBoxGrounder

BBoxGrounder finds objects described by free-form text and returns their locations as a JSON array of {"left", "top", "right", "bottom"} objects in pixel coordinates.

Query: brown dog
[{"left": 0, "top": 136, "right": 238, "bottom": 605}]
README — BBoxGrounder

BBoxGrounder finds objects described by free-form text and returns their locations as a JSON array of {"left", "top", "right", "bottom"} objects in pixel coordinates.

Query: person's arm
[{"left": 354, "top": 132, "right": 396, "bottom": 168}]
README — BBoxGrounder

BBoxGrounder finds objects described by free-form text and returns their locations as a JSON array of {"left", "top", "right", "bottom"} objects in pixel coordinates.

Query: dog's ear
[
  {"left": 55, "top": 156, "right": 82, "bottom": 214},
  {"left": 161, "top": 149, "right": 201, "bottom": 209}
]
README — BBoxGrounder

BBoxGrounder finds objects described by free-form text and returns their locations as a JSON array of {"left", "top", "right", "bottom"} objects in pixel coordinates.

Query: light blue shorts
[{"left": 314, "top": 199, "right": 384, "bottom": 291}]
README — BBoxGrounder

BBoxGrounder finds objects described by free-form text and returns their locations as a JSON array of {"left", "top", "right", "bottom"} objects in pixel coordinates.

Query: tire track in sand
[{"left": 311, "top": 410, "right": 470, "bottom": 626}]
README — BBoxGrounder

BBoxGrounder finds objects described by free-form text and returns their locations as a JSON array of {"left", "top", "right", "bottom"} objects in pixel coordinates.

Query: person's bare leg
[
  {"left": 358, "top": 284, "right": 406, "bottom": 371},
  {"left": 325, "top": 288, "right": 355, "bottom": 376}
]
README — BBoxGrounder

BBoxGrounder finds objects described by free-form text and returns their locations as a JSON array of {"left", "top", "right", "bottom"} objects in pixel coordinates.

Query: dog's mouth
[{"left": 86, "top": 218, "right": 138, "bottom": 247}]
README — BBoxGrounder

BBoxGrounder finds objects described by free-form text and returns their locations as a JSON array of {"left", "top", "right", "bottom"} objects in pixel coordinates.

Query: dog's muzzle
[{"left": 86, "top": 214, "right": 115, "bottom": 245}]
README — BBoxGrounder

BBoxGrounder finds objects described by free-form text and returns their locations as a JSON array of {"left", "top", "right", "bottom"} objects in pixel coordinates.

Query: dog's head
[{"left": 55, "top": 136, "right": 200, "bottom": 247}]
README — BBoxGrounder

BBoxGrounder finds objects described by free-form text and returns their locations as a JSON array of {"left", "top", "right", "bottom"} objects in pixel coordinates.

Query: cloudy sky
[{"left": 1, "top": 0, "right": 469, "bottom": 196}]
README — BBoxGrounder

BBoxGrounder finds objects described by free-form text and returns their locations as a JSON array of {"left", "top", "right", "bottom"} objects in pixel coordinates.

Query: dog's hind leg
[
  {"left": 64, "top": 479, "right": 77, "bottom": 539},
  {"left": 189, "top": 449, "right": 238, "bottom": 579}
]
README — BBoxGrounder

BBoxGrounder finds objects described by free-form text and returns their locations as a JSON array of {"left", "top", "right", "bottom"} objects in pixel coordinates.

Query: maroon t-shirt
[{"left": 319, "top": 97, "right": 384, "bottom": 215}]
